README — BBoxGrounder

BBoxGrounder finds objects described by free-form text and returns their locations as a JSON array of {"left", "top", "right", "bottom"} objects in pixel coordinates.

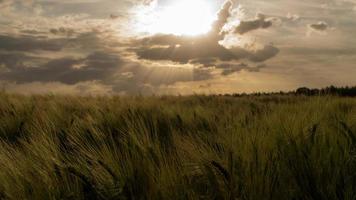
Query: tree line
[{"left": 218, "top": 86, "right": 356, "bottom": 97}]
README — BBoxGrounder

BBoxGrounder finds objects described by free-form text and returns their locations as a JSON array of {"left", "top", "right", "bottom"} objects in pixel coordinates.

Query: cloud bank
[{"left": 0, "top": 0, "right": 355, "bottom": 95}]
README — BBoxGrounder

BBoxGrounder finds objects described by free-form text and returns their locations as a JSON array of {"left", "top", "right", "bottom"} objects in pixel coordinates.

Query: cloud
[
  {"left": 0, "top": 51, "right": 124, "bottom": 84},
  {"left": 0, "top": 35, "right": 63, "bottom": 51},
  {"left": 20, "top": 29, "right": 48, "bottom": 35},
  {"left": 49, "top": 27, "right": 75, "bottom": 37},
  {"left": 131, "top": 1, "right": 279, "bottom": 68},
  {"left": 0, "top": 48, "right": 214, "bottom": 95},
  {"left": 234, "top": 14, "right": 274, "bottom": 35},
  {"left": 249, "top": 45, "right": 280, "bottom": 62},
  {"left": 133, "top": 35, "right": 279, "bottom": 65},
  {"left": 131, "top": 0, "right": 237, "bottom": 63},
  {"left": 0, "top": 52, "right": 33, "bottom": 70},
  {"left": 209, "top": 0, "right": 233, "bottom": 38},
  {"left": 0, "top": 30, "right": 120, "bottom": 53},
  {"left": 309, "top": 21, "right": 328, "bottom": 31},
  {"left": 217, "top": 62, "right": 266, "bottom": 76},
  {"left": 109, "top": 14, "right": 120, "bottom": 19},
  {"left": 134, "top": 36, "right": 237, "bottom": 63}
]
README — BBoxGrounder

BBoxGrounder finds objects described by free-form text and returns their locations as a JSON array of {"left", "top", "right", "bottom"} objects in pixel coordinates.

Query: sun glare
[{"left": 135, "top": 0, "right": 216, "bottom": 36}]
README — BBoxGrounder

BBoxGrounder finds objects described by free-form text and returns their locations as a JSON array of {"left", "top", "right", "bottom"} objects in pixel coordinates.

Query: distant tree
[
  {"left": 296, "top": 87, "right": 311, "bottom": 96},
  {"left": 296, "top": 86, "right": 356, "bottom": 97},
  {"left": 223, "top": 85, "right": 356, "bottom": 97}
]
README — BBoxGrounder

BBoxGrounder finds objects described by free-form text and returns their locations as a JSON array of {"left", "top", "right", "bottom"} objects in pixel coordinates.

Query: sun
[{"left": 134, "top": 0, "right": 216, "bottom": 36}]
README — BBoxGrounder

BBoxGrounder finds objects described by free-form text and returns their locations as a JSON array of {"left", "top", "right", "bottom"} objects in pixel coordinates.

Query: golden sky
[{"left": 0, "top": 0, "right": 355, "bottom": 95}]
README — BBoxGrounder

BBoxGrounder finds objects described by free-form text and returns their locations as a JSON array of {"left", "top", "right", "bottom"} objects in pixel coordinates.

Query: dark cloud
[
  {"left": 0, "top": 52, "right": 33, "bottom": 69},
  {"left": 20, "top": 30, "right": 48, "bottom": 35},
  {"left": 0, "top": 24, "right": 127, "bottom": 92},
  {"left": 109, "top": 14, "right": 121, "bottom": 20},
  {"left": 215, "top": 62, "right": 267, "bottom": 76},
  {"left": 0, "top": 35, "right": 63, "bottom": 51},
  {"left": 249, "top": 45, "right": 280, "bottom": 62},
  {"left": 189, "top": 57, "right": 219, "bottom": 67},
  {"left": 309, "top": 21, "right": 328, "bottom": 31},
  {"left": 235, "top": 14, "right": 274, "bottom": 35},
  {"left": 133, "top": 35, "right": 278, "bottom": 65},
  {"left": 0, "top": 51, "right": 123, "bottom": 84},
  {"left": 1, "top": 30, "right": 119, "bottom": 53},
  {"left": 218, "top": 62, "right": 249, "bottom": 75},
  {"left": 0, "top": 50, "right": 212, "bottom": 94},
  {"left": 134, "top": 35, "right": 238, "bottom": 63},
  {"left": 49, "top": 27, "right": 75, "bottom": 37}
]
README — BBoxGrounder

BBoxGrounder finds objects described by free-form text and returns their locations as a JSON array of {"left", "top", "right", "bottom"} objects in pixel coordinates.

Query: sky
[{"left": 0, "top": 0, "right": 355, "bottom": 95}]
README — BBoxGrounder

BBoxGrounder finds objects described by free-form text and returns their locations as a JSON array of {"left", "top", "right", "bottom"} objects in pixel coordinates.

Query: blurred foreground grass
[{"left": 0, "top": 93, "right": 355, "bottom": 199}]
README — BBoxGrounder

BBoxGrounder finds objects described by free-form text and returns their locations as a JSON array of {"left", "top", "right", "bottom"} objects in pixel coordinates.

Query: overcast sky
[{"left": 0, "top": 0, "right": 355, "bottom": 95}]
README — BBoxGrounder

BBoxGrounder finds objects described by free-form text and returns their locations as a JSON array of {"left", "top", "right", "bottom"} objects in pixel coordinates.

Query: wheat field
[{"left": 0, "top": 93, "right": 355, "bottom": 199}]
